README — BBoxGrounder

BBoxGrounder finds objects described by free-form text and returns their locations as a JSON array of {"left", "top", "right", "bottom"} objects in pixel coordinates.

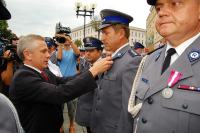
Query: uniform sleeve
[
  {"left": 118, "top": 56, "right": 142, "bottom": 133},
  {"left": 0, "top": 94, "right": 22, "bottom": 133}
]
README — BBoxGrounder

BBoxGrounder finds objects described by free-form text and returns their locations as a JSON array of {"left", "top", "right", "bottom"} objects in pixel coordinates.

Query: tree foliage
[
  {"left": 90, "top": 16, "right": 101, "bottom": 39},
  {"left": 74, "top": 39, "right": 82, "bottom": 48},
  {"left": 90, "top": 19, "right": 101, "bottom": 31},
  {"left": 0, "top": 20, "right": 13, "bottom": 40},
  {"left": 0, "top": 0, "right": 14, "bottom": 40}
]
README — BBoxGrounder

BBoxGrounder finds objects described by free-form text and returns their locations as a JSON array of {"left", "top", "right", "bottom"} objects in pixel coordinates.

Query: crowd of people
[{"left": 0, "top": 0, "right": 200, "bottom": 133}]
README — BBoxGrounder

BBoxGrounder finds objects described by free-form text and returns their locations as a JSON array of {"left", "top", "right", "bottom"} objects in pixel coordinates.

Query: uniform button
[
  {"left": 182, "top": 104, "right": 188, "bottom": 109},
  {"left": 147, "top": 97, "right": 153, "bottom": 104},
  {"left": 141, "top": 118, "right": 147, "bottom": 123}
]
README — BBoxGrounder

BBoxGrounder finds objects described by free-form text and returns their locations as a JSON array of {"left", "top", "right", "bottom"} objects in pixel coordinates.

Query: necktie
[
  {"left": 161, "top": 48, "right": 176, "bottom": 74},
  {"left": 41, "top": 71, "right": 49, "bottom": 81}
]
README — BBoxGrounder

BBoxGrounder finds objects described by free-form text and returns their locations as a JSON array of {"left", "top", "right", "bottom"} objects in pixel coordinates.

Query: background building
[
  {"left": 71, "top": 22, "right": 146, "bottom": 48},
  {"left": 146, "top": 6, "right": 163, "bottom": 51}
]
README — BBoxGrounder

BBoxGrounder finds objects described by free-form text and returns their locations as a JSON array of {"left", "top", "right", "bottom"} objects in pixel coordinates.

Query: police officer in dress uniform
[
  {"left": 90, "top": 9, "right": 142, "bottom": 133},
  {"left": 128, "top": 0, "right": 200, "bottom": 133},
  {"left": 76, "top": 37, "right": 103, "bottom": 133},
  {"left": 133, "top": 42, "right": 145, "bottom": 56}
]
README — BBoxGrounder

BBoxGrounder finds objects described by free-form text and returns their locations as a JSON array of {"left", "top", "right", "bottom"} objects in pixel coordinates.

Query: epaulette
[
  {"left": 147, "top": 45, "right": 165, "bottom": 55},
  {"left": 112, "top": 52, "right": 125, "bottom": 60},
  {"left": 128, "top": 49, "right": 139, "bottom": 57}
]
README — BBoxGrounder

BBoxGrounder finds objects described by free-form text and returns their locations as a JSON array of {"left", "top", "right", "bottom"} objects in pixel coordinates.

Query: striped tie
[{"left": 41, "top": 71, "right": 49, "bottom": 81}]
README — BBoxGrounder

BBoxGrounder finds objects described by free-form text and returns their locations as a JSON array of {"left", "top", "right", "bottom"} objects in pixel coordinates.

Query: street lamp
[{"left": 75, "top": 1, "right": 96, "bottom": 38}]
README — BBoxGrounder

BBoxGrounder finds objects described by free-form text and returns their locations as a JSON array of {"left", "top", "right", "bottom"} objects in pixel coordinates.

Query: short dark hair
[{"left": 111, "top": 24, "right": 130, "bottom": 39}]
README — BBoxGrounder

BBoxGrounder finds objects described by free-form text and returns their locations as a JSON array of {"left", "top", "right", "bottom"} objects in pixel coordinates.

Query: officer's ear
[{"left": 118, "top": 28, "right": 126, "bottom": 39}]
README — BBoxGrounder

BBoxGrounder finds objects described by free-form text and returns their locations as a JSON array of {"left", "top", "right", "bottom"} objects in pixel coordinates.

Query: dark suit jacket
[{"left": 9, "top": 65, "right": 97, "bottom": 133}]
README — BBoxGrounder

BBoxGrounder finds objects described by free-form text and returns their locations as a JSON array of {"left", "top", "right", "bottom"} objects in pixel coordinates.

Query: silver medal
[{"left": 162, "top": 88, "right": 173, "bottom": 99}]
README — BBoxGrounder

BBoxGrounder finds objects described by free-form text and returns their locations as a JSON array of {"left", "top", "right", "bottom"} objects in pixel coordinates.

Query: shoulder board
[
  {"left": 128, "top": 49, "right": 139, "bottom": 57},
  {"left": 112, "top": 52, "right": 125, "bottom": 60},
  {"left": 147, "top": 45, "right": 165, "bottom": 55}
]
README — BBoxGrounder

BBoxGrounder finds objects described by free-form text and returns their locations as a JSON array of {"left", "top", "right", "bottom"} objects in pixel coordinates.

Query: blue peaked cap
[
  {"left": 45, "top": 37, "right": 56, "bottom": 48},
  {"left": 99, "top": 9, "right": 133, "bottom": 30},
  {"left": 134, "top": 42, "right": 144, "bottom": 49},
  {"left": 83, "top": 37, "right": 103, "bottom": 50}
]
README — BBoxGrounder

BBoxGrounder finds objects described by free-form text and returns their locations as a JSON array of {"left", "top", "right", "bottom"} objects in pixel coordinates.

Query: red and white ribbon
[{"left": 167, "top": 70, "right": 182, "bottom": 88}]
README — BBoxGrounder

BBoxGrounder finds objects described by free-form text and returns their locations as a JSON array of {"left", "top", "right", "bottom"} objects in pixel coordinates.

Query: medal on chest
[{"left": 162, "top": 70, "right": 182, "bottom": 99}]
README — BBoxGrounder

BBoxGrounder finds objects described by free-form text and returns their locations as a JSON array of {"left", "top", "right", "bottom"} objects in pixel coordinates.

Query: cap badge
[{"left": 102, "top": 18, "right": 106, "bottom": 23}]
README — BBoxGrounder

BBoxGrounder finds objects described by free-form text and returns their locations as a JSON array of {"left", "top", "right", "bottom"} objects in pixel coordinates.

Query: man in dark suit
[
  {"left": 90, "top": 9, "right": 142, "bottom": 133},
  {"left": 9, "top": 34, "right": 113, "bottom": 133},
  {"left": 128, "top": 0, "right": 200, "bottom": 133}
]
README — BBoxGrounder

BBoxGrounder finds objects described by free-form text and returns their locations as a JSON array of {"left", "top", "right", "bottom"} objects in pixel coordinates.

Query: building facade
[
  {"left": 146, "top": 6, "right": 163, "bottom": 51},
  {"left": 71, "top": 22, "right": 146, "bottom": 47}
]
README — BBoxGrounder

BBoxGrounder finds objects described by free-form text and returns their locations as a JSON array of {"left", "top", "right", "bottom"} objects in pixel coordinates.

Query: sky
[{"left": 6, "top": 0, "right": 151, "bottom": 37}]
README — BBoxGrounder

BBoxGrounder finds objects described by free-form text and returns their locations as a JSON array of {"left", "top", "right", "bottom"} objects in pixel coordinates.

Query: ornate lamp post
[{"left": 75, "top": 2, "right": 96, "bottom": 38}]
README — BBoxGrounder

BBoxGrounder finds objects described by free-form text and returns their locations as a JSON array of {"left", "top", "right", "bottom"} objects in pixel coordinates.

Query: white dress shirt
[
  {"left": 165, "top": 32, "right": 200, "bottom": 65},
  {"left": 112, "top": 43, "right": 129, "bottom": 58}
]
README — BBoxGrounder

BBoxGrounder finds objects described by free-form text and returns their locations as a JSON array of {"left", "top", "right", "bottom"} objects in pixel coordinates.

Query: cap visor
[{"left": 84, "top": 47, "right": 97, "bottom": 50}]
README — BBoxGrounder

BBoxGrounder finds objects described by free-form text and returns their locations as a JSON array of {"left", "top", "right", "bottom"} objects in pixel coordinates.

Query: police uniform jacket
[
  {"left": 134, "top": 36, "right": 200, "bottom": 133},
  {"left": 91, "top": 45, "right": 142, "bottom": 133},
  {"left": 9, "top": 65, "right": 97, "bottom": 133},
  {"left": 75, "top": 58, "right": 95, "bottom": 126},
  {"left": 0, "top": 93, "right": 24, "bottom": 133}
]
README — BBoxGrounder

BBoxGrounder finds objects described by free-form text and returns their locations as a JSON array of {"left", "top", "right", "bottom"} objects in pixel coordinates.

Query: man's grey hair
[{"left": 17, "top": 34, "right": 44, "bottom": 61}]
